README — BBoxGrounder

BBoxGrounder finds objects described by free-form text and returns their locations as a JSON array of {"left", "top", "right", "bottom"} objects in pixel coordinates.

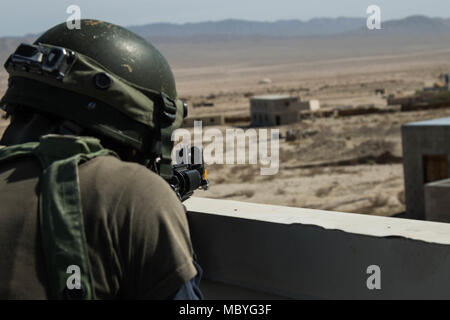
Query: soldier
[{"left": 0, "top": 20, "right": 203, "bottom": 299}]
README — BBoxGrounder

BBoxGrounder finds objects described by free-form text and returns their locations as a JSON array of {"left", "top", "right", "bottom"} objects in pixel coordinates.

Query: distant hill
[
  {"left": 129, "top": 16, "right": 450, "bottom": 39},
  {"left": 128, "top": 17, "right": 366, "bottom": 38},
  {"left": 1, "top": 15, "right": 450, "bottom": 65},
  {"left": 385, "top": 15, "right": 450, "bottom": 33},
  {"left": 354, "top": 15, "right": 450, "bottom": 35}
]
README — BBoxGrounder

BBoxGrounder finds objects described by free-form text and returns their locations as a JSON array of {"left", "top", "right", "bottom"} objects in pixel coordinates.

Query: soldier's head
[{"left": 0, "top": 20, "right": 187, "bottom": 166}]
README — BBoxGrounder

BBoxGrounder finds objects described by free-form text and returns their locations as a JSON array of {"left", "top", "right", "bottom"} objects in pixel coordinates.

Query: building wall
[
  {"left": 182, "top": 115, "right": 224, "bottom": 128},
  {"left": 402, "top": 118, "right": 450, "bottom": 220},
  {"left": 425, "top": 179, "right": 450, "bottom": 223},
  {"left": 186, "top": 197, "right": 450, "bottom": 299}
]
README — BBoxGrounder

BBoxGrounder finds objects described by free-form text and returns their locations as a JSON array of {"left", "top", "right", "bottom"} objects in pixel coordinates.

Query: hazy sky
[{"left": 0, "top": 0, "right": 448, "bottom": 37}]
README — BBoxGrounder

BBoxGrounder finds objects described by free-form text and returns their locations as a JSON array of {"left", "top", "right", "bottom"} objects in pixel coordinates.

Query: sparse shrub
[
  {"left": 330, "top": 167, "right": 346, "bottom": 175},
  {"left": 240, "top": 167, "right": 256, "bottom": 182},
  {"left": 262, "top": 174, "right": 275, "bottom": 181},
  {"left": 307, "top": 167, "right": 325, "bottom": 177},
  {"left": 315, "top": 186, "right": 334, "bottom": 198},
  {"left": 242, "top": 190, "right": 255, "bottom": 198},
  {"left": 370, "top": 194, "right": 389, "bottom": 208},
  {"left": 280, "top": 149, "right": 296, "bottom": 162},
  {"left": 230, "top": 165, "right": 242, "bottom": 175},
  {"left": 215, "top": 177, "right": 226, "bottom": 184},
  {"left": 397, "top": 190, "right": 405, "bottom": 205}
]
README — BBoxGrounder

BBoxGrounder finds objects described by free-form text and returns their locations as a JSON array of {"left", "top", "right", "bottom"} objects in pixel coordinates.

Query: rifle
[{"left": 166, "top": 146, "right": 209, "bottom": 201}]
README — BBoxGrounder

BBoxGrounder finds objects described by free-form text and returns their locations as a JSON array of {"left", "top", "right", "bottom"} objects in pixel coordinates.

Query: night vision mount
[{"left": 5, "top": 43, "right": 76, "bottom": 81}]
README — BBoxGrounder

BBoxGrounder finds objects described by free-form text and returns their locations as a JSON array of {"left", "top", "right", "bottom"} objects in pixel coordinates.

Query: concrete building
[
  {"left": 250, "top": 95, "right": 319, "bottom": 126},
  {"left": 402, "top": 117, "right": 450, "bottom": 220}
]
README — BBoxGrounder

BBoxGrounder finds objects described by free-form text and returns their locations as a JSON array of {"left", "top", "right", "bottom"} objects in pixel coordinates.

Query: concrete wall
[
  {"left": 402, "top": 117, "right": 450, "bottom": 220},
  {"left": 425, "top": 178, "right": 450, "bottom": 223},
  {"left": 186, "top": 197, "right": 450, "bottom": 299},
  {"left": 182, "top": 115, "right": 224, "bottom": 128},
  {"left": 299, "top": 100, "right": 320, "bottom": 112},
  {"left": 251, "top": 109, "right": 299, "bottom": 127}
]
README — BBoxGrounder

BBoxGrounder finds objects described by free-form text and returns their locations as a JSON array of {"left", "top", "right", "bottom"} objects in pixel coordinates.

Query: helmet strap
[{"left": 159, "top": 94, "right": 184, "bottom": 179}]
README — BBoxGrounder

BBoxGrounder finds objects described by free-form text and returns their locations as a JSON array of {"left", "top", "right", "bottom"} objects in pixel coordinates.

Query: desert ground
[{"left": 2, "top": 33, "right": 450, "bottom": 216}]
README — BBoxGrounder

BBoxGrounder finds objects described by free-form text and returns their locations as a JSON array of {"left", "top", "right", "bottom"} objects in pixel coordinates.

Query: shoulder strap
[
  {"left": 0, "top": 141, "right": 39, "bottom": 162},
  {"left": 0, "top": 135, "right": 118, "bottom": 300}
]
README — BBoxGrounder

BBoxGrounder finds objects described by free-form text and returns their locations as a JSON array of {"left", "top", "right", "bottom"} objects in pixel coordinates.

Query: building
[
  {"left": 402, "top": 117, "right": 450, "bottom": 220},
  {"left": 250, "top": 95, "right": 319, "bottom": 126},
  {"left": 299, "top": 99, "right": 321, "bottom": 112}
]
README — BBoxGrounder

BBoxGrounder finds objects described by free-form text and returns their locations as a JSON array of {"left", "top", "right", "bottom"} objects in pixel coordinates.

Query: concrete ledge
[{"left": 186, "top": 197, "right": 450, "bottom": 299}]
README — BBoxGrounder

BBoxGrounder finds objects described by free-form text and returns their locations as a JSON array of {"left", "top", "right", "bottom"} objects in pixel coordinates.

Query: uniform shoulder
[
  {"left": 78, "top": 157, "right": 195, "bottom": 299},
  {"left": 79, "top": 155, "right": 182, "bottom": 213}
]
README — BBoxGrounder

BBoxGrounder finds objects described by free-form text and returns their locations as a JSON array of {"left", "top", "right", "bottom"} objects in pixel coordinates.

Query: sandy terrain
[{"left": 2, "top": 33, "right": 450, "bottom": 216}]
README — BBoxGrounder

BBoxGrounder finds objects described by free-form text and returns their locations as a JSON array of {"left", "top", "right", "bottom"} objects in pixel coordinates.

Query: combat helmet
[{"left": 0, "top": 19, "right": 189, "bottom": 180}]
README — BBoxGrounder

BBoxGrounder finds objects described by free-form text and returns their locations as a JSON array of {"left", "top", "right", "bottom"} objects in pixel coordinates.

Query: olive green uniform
[{"left": 0, "top": 155, "right": 197, "bottom": 299}]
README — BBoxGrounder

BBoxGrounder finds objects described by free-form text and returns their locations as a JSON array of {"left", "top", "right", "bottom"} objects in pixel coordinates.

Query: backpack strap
[
  {"left": 0, "top": 135, "right": 118, "bottom": 300},
  {"left": 0, "top": 141, "right": 39, "bottom": 161}
]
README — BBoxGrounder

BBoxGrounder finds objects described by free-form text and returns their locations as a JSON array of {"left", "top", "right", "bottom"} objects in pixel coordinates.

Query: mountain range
[
  {"left": 128, "top": 17, "right": 366, "bottom": 38},
  {"left": 1, "top": 15, "right": 450, "bottom": 65}
]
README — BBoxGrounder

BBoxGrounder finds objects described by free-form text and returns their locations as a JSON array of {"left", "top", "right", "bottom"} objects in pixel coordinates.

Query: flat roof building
[{"left": 250, "top": 95, "right": 319, "bottom": 127}]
